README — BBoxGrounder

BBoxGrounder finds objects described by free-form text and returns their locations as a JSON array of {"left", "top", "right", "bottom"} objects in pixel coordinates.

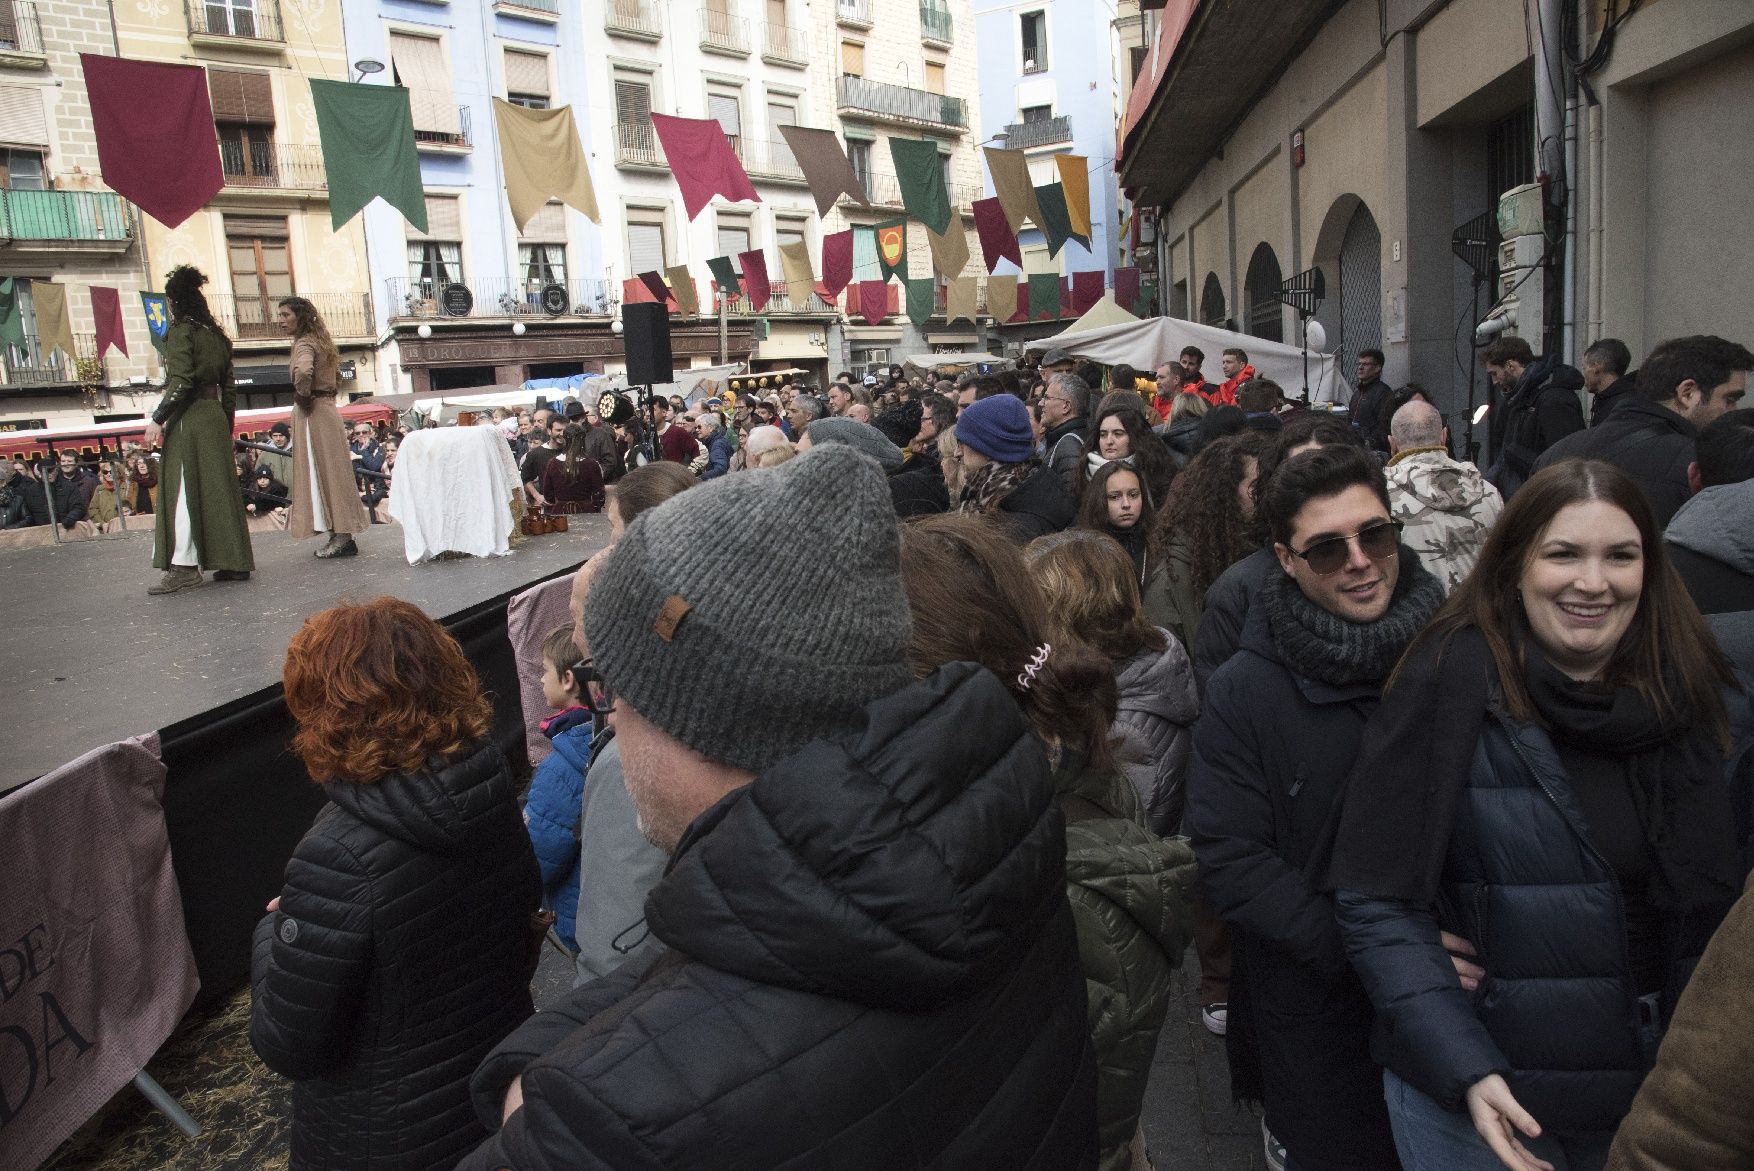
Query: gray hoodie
[
  {"left": 1666, "top": 480, "right": 1754, "bottom": 575},
  {"left": 1112, "top": 632, "right": 1200, "bottom": 835}
]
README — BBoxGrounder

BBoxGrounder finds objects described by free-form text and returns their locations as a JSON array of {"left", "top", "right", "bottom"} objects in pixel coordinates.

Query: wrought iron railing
[
  {"left": 219, "top": 141, "right": 326, "bottom": 190},
  {"left": 206, "top": 291, "right": 374, "bottom": 341},
  {"left": 699, "top": 6, "right": 748, "bottom": 53},
  {"left": 839, "top": 169, "right": 981, "bottom": 211},
  {"left": 720, "top": 289, "right": 836, "bottom": 315},
  {"left": 2, "top": 333, "right": 95, "bottom": 385},
  {"left": 835, "top": 0, "right": 871, "bottom": 26},
  {"left": 762, "top": 21, "right": 806, "bottom": 64},
  {"left": 411, "top": 102, "right": 471, "bottom": 148},
  {"left": 386, "top": 276, "right": 618, "bottom": 319},
  {"left": 185, "top": 0, "right": 283, "bottom": 41},
  {"left": 0, "top": 190, "right": 134, "bottom": 243},
  {"left": 0, "top": 1, "right": 45, "bottom": 54},
  {"left": 837, "top": 75, "right": 967, "bottom": 129},
  {"left": 1005, "top": 115, "right": 1072, "bottom": 149},
  {"left": 605, "top": 0, "right": 661, "bottom": 38},
  {"left": 918, "top": 0, "right": 952, "bottom": 44},
  {"left": 614, "top": 120, "right": 664, "bottom": 167},
  {"left": 742, "top": 138, "right": 804, "bottom": 182},
  {"left": 496, "top": 0, "right": 557, "bottom": 13},
  {"left": 1022, "top": 54, "right": 1048, "bottom": 75}
]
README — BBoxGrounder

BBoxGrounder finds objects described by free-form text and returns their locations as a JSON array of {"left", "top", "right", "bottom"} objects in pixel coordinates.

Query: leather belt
[{"left": 194, "top": 383, "right": 223, "bottom": 400}]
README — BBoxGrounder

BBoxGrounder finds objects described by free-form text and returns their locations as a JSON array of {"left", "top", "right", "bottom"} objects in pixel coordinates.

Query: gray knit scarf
[{"left": 1258, "top": 547, "right": 1444, "bottom": 687}]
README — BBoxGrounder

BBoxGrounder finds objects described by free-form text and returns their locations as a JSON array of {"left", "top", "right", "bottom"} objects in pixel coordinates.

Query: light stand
[
  {"left": 1452, "top": 210, "right": 1500, "bottom": 464},
  {"left": 1276, "top": 268, "right": 1326, "bottom": 403}
]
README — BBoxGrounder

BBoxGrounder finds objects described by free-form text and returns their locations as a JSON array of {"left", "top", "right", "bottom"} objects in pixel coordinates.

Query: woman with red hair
[{"left": 250, "top": 597, "right": 540, "bottom": 1171}]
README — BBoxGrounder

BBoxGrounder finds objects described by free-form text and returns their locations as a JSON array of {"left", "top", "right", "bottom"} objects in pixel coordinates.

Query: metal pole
[
  {"left": 40, "top": 460, "right": 62, "bottom": 545},
  {"left": 132, "top": 1071, "right": 201, "bottom": 1138}
]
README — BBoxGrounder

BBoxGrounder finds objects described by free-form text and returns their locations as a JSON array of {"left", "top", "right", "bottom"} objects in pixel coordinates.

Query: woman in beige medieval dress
[{"left": 278, "top": 297, "right": 369, "bottom": 558}]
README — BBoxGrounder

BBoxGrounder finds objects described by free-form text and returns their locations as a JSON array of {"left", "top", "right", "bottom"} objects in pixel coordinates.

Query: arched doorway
[
  {"left": 1242, "top": 242, "right": 1284, "bottom": 342},
  {"left": 1311, "top": 196, "right": 1383, "bottom": 384},
  {"left": 1200, "top": 272, "right": 1226, "bottom": 328}
]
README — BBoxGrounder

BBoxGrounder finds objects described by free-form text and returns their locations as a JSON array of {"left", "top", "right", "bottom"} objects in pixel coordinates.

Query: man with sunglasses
[{"left": 1183, "top": 444, "right": 1445, "bottom": 1171}]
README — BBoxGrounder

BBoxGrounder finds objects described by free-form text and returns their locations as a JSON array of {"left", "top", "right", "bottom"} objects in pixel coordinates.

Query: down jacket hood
[
  {"left": 1116, "top": 638, "right": 1200, "bottom": 728},
  {"left": 646, "top": 662, "right": 1066, "bottom": 1012},
  {"left": 1667, "top": 479, "right": 1754, "bottom": 575},
  {"left": 324, "top": 742, "right": 517, "bottom": 856},
  {"left": 1386, "top": 448, "right": 1496, "bottom": 514}
]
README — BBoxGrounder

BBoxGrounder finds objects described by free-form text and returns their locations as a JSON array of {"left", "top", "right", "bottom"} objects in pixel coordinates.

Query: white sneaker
[
  {"left": 1263, "top": 1120, "right": 1287, "bottom": 1171},
  {"left": 1201, "top": 1002, "right": 1228, "bottom": 1036}
]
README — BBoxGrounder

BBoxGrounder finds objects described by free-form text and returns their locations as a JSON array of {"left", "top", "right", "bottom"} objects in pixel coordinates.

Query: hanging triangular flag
[
  {"left": 493, "top": 98, "right": 600, "bottom": 231},
  {"left": 857, "top": 280, "right": 889, "bottom": 326},
  {"left": 706, "top": 255, "right": 742, "bottom": 296},
  {"left": 0, "top": 278, "right": 25, "bottom": 349},
  {"left": 650, "top": 113, "right": 760, "bottom": 220},
  {"left": 778, "top": 125, "right": 870, "bottom": 215},
  {"left": 1054, "top": 154, "right": 1092, "bottom": 248},
  {"left": 983, "top": 147, "right": 1042, "bottom": 234},
  {"left": 90, "top": 286, "right": 128, "bottom": 359},
  {"left": 925, "top": 223, "right": 968, "bottom": 279},
  {"left": 310, "top": 79, "right": 427, "bottom": 232},
  {"left": 874, "top": 219, "right": 908, "bottom": 282},
  {"left": 80, "top": 55, "right": 222, "bottom": 228},
  {"left": 31, "top": 282, "right": 75, "bottom": 365},
  {"left": 946, "top": 276, "right": 978, "bottom": 325},
  {"left": 887, "top": 137, "right": 952, "bottom": 235},
  {"left": 666, "top": 265, "right": 700, "bottom": 316},
  {"left": 905, "top": 278, "right": 936, "bottom": 326},
  {"left": 1029, "top": 273, "right": 1060, "bottom": 320},
  {"left": 821, "top": 229, "right": 854, "bottom": 296},
  {"left": 637, "top": 271, "right": 673, "bottom": 309},
  {"left": 972, "top": 198, "right": 1021, "bottom": 273},
  {"left": 1071, "top": 271, "right": 1104, "bottom": 315},
  {"left": 738, "top": 249, "right": 771, "bottom": 312},
  {"left": 1034, "top": 184, "right": 1075, "bottom": 258},
  {"left": 779, "top": 241, "right": 815, "bottom": 305},
  {"left": 987, "top": 274, "right": 1018, "bottom": 325}
]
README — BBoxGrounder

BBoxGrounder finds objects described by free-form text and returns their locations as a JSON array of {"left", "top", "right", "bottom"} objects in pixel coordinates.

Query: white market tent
[
  {"left": 1056, "top": 294, "right": 1138, "bottom": 335},
  {"left": 1029, "top": 315, "right": 1347, "bottom": 405}
]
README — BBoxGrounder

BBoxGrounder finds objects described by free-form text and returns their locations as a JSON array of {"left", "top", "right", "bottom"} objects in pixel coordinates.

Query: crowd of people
[{"left": 232, "top": 315, "right": 1754, "bottom": 1171}]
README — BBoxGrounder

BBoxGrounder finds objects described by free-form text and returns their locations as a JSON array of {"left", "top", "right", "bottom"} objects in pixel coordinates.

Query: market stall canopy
[
  {"left": 1056, "top": 294, "right": 1138, "bottom": 335},
  {"left": 902, "top": 352, "right": 1009, "bottom": 379},
  {"left": 1028, "top": 316, "right": 1345, "bottom": 404}
]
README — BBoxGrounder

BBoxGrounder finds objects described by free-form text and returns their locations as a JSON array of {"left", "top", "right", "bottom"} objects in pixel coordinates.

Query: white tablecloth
[{"left": 388, "top": 426, "right": 522, "bottom": 563}]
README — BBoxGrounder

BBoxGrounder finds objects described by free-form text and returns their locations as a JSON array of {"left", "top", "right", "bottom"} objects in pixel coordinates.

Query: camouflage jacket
[{"left": 1385, "top": 447, "right": 1503, "bottom": 594}]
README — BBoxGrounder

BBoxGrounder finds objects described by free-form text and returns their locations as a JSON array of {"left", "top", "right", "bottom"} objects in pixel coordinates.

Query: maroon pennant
[
  {"left": 1113, "top": 266, "right": 1141, "bottom": 314},
  {"left": 1011, "top": 283, "right": 1030, "bottom": 324},
  {"left": 858, "top": 280, "right": 889, "bottom": 326},
  {"left": 650, "top": 113, "right": 760, "bottom": 220},
  {"left": 821, "top": 229, "right": 854, "bottom": 296},
  {"left": 972, "top": 197, "right": 1022, "bottom": 273},
  {"left": 81, "top": 55, "right": 223, "bottom": 228},
  {"left": 738, "top": 249, "right": 771, "bottom": 312},
  {"left": 1072, "top": 271, "right": 1103, "bottom": 315},
  {"left": 90, "top": 285, "right": 128, "bottom": 358}
]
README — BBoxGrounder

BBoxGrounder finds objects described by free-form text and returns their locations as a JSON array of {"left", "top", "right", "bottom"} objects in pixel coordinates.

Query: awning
[
  {"left": 232, "top": 363, "right": 293, "bottom": 389},
  {"left": 754, "top": 322, "right": 829, "bottom": 362}
]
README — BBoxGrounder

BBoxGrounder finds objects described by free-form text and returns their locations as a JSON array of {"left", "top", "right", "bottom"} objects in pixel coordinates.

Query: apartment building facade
[{"left": 0, "top": 0, "right": 153, "bottom": 428}]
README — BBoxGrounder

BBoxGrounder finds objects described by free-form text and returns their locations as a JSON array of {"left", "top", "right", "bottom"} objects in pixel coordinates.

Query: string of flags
[{"left": 58, "top": 52, "right": 1157, "bottom": 351}]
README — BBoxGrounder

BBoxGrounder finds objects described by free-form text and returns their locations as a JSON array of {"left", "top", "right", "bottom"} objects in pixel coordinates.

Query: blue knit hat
[{"left": 955, "top": 395, "right": 1035, "bottom": 463}]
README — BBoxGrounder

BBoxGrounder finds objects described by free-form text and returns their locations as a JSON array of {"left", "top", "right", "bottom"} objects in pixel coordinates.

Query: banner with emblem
[
  {"left": 874, "top": 218, "right": 908, "bottom": 282},
  {"left": 139, "top": 293, "right": 171, "bottom": 355}
]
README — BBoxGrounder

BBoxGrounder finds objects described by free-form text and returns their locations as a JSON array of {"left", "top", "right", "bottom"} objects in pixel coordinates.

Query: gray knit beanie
[
  {"left": 804, "top": 416, "right": 904, "bottom": 471},
  {"left": 584, "top": 442, "right": 913, "bottom": 773}
]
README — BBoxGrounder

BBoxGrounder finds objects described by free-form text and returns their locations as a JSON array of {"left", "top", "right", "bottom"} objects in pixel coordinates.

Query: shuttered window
[
  {"left": 924, "top": 61, "right": 945, "bottom": 95},
  {"left": 707, "top": 91, "right": 741, "bottom": 153},
  {"left": 614, "top": 78, "right": 650, "bottom": 127},
  {"left": 716, "top": 214, "right": 751, "bottom": 259},
  {"left": 840, "top": 40, "right": 864, "bottom": 77},
  {"left": 407, "top": 195, "right": 462, "bottom": 242},
  {"left": 627, "top": 219, "right": 665, "bottom": 274},
  {"left": 389, "top": 33, "right": 460, "bottom": 135},
  {"left": 504, "top": 50, "right": 549, "bottom": 103},
  {"left": 0, "top": 86, "right": 48, "bottom": 146},
  {"left": 208, "top": 68, "right": 275, "bottom": 125},
  {"left": 519, "top": 200, "right": 566, "bottom": 242}
]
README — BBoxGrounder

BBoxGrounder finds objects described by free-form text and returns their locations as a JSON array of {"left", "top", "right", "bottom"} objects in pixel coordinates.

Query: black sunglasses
[
  {"left": 569, "top": 659, "right": 615, "bottom": 714},
  {"left": 1290, "top": 519, "right": 1402, "bottom": 576}
]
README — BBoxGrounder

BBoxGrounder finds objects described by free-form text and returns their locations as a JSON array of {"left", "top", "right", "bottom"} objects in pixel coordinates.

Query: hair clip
[{"left": 1017, "top": 643, "right": 1051, "bottom": 692}]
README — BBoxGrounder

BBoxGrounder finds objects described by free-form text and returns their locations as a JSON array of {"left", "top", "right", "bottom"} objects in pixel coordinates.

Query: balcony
[
  {"left": 219, "top": 141, "right": 326, "bottom": 192},
  {"left": 835, "top": 0, "right": 871, "bottom": 28},
  {"left": 742, "top": 138, "right": 806, "bottom": 184},
  {"left": 761, "top": 22, "right": 807, "bottom": 67},
  {"left": 412, "top": 103, "right": 472, "bottom": 151},
  {"left": 613, "top": 120, "right": 665, "bottom": 169},
  {"left": 720, "top": 289, "right": 836, "bottom": 315},
  {"left": 919, "top": 0, "right": 952, "bottom": 46},
  {"left": 493, "top": 0, "right": 559, "bottom": 22},
  {"left": 1022, "top": 55, "right": 1047, "bottom": 75},
  {"left": 837, "top": 75, "right": 967, "bottom": 132},
  {"left": 206, "top": 291, "right": 375, "bottom": 342},
  {"left": 0, "top": 190, "right": 134, "bottom": 251},
  {"left": 605, "top": 0, "right": 661, "bottom": 40},
  {"left": 2, "top": 334, "right": 96, "bottom": 388},
  {"left": 0, "top": 1, "right": 46, "bottom": 63},
  {"left": 386, "top": 276, "right": 618, "bottom": 320},
  {"left": 844, "top": 168, "right": 981, "bottom": 212},
  {"left": 185, "top": 0, "right": 284, "bottom": 48},
  {"left": 1004, "top": 114, "right": 1072, "bottom": 150},
  {"left": 699, "top": 6, "right": 748, "bottom": 56}
]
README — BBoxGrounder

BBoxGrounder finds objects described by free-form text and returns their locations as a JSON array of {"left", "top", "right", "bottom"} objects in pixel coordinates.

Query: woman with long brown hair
[
  {"left": 278, "top": 296, "right": 370, "bottom": 559},
  {"left": 251, "top": 597, "right": 540, "bottom": 1171},
  {"left": 537, "top": 422, "right": 606, "bottom": 513},
  {"left": 1143, "top": 432, "right": 1271, "bottom": 651},
  {"left": 1330, "top": 460, "right": 1754, "bottom": 1171}
]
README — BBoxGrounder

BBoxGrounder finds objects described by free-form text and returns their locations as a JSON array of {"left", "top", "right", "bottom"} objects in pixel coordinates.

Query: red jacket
[{"left": 1212, "top": 365, "right": 1255, "bottom": 407}]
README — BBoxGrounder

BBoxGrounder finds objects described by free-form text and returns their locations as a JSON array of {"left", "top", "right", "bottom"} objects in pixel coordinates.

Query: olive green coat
[
  {"left": 1141, "top": 533, "right": 1201, "bottom": 654},
  {"left": 1055, "top": 752, "right": 1196, "bottom": 1171},
  {"left": 152, "top": 319, "right": 253, "bottom": 571}
]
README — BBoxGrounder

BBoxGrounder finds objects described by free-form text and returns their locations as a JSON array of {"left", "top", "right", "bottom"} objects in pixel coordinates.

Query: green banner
[
  {"left": 706, "top": 255, "right": 742, "bottom": 296},
  {"left": 1033, "top": 183, "right": 1074, "bottom": 259},
  {"left": 1028, "top": 273, "right": 1061, "bottom": 320},
  {"left": 310, "top": 79, "right": 426, "bottom": 233},
  {"left": 887, "top": 137, "right": 952, "bottom": 235},
  {"left": 0, "top": 278, "right": 24, "bottom": 349},
  {"left": 905, "top": 278, "right": 935, "bottom": 326}
]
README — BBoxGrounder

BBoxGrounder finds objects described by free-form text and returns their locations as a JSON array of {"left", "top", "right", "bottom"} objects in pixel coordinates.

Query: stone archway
[
  {"left": 1199, "top": 272, "right": 1226, "bottom": 328},
  {"left": 1242, "top": 242, "right": 1284, "bottom": 343},
  {"left": 1310, "top": 195, "right": 1382, "bottom": 383}
]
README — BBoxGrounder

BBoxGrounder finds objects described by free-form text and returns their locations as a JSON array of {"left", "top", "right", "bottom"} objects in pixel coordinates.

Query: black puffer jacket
[
  {"left": 1191, "top": 546, "right": 1277, "bottom": 692},
  {"left": 461, "top": 664, "right": 1099, "bottom": 1170},
  {"left": 1486, "top": 355, "right": 1585, "bottom": 497},
  {"left": 1533, "top": 397, "right": 1696, "bottom": 525},
  {"left": 250, "top": 743, "right": 541, "bottom": 1171},
  {"left": 889, "top": 451, "right": 950, "bottom": 516},
  {"left": 997, "top": 464, "right": 1076, "bottom": 543}
]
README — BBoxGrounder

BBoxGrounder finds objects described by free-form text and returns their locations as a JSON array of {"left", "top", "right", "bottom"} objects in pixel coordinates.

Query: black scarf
[{"left": 1257, "top": 547, "right": 1444, "bottom": 688}]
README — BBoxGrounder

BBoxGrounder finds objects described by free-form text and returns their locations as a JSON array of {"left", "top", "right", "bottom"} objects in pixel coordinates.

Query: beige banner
[
  {"left": 492, "top": 99, "right": 600, "bottom": 232},
  {"left": 986, "top": 274, "right": 1019, "bottom": 323},
  {"left": 946, "top": 276, "right": 979, "bottom": 325},
  {"left": 666, "top": 266, "right": 700, "bottom": 316},
  {"left": 983, "top": 147, "right": 1042, "bottom": 235},
  {"left": 778, "top": 242, "right": 816, "bottom": 304},
  {"left": 1055, "top": 154, "right": 1091, "bottom": 238},
  {"left": 30, "top": 282, "right": 75, "bottom": 365},
  {"left": 925, "top": 224, "right": 970, "bottom": 279}
]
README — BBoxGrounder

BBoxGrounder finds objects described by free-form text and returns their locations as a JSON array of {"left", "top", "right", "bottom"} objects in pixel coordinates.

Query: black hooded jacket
[
  {"left": 250, "top": 743, "right": 541, "bottom": 1171},
  {"left": 460, "top": 664, "right": 1099, "bottom": 1171}
]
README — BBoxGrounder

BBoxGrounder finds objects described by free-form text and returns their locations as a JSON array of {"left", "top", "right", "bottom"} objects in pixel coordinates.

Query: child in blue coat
[{"left": 523, "top": 623, "right": 593, "bottom": 952}]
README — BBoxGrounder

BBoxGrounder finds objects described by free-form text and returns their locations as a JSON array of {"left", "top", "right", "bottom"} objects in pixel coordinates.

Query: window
[
  {"left": 1243, "top": 242, "right": 1284, "bottom": 343},
  {"left": 204, "top": 0, "right": 261, "bottom": 38},
  {"left": 716, "top": 211, "right": 752, "bottom": 259},
  {"left": 1020, "top": 11, "right": 1046, "bottom": 72},
  {"left": 226, "top": 214, "right": 293, "bottom": 338},
  {"left": 614, "top": 76, "right": 657, "bottom": 163},
  {"left": 209, "top": 68, "right": 276, "bottom": 183},
  {"left": 939, "top": 152, "right": 952, "bottom": 195},
  {"left": 389, "top": 33, "right": 462, "bottom": 141},
  {"left": 0, "top": 87, "right": 48, "bottom": 164},
  {"left": 775, "top": 218, "right": 806, "bottom": 251},
  {"left": 923, "top": 61, "right": 945, "bottom": 95},
  {"left": 627, "top": 208, "right": 668, "bottom": 274},
  {"left": 1129, "top": 46, "right": 1146, "bottom": 83},
  {"left": 767, "top": 97, "right": 797, "bottom": 167},
  {"left": 707, "top": 87, "right": 742, "bottom": 158},
  {"left": 1021, "top": 104, "right": 1051, "bottom": 123},
  {"left": 0, "top": 148, "right": 44, "bottom": 190},
  {"left": 504, "top": 50, "right": 551, "bottom": 109},
  {"left": 840, "top": 39, "right": 864, "bottom": 77},
  {"left": 406, "top": 196, "right": 463, "bottom": 300},
  {"left": 518, "top": 202, "right": 567, "bottom": 294},
  {"left": 846, "top": 138, "right": 871, "bottom": 189}
]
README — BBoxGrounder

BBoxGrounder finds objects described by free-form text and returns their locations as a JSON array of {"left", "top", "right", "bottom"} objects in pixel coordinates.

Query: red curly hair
[{"left": 283, "top": 597, "right": 493, "bottom": 784}]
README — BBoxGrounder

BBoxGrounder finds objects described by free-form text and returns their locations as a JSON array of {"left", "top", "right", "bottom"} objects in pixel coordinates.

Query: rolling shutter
[
  {"left": 208, "top": 68, "right": 275, "bottom": 125},
  {"left": 0, "top": 85, "right": 48, "bottom": 146},
  {"left": 519, "top": 200, "right": 565, "bottom": 241},
  {"left": 504, "top": 50, "right": 549, "bottom": 99},
  {"left": 390, "top": 33, "right": 460, "bottom": 135},
  {"left": 407, "top": 195, "right": 461, "bottom": 242},
  {"left": 627, "top": 221, "right": 665, "bottom": 274}
]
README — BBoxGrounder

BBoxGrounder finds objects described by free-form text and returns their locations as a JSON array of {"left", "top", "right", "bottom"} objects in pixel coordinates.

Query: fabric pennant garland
[
  {"left": 666, "top": 265, "right": 700, "bottom": 316},
  {"left": 738, "top": 249, "right": 771, "bottom": 312},
  {"left": 81, "top": 55, "right": 222, "bottom": 229},
  {"left": 904, "top": 278, "right": 935, "bottom": 326},
  {"left": 493, "top": 99, "right": 600, "bottom": 232},
  {"left": 1071, "top": 271, "right": 1104, "bottom": 315},
  {"left": 0, "top": 278, "right": 25, "bottom": 349},
  {"left": 310, "top": 79, "right": 426, "bottom": 233},
  {"left": 637, "top": 271, "right": 671, "bottom": 307},
  {"left": 986, "top": 275, "right": 1018, "bottom": 325},
  {"left": 650, "top": 113, "right": 760, "bottom": 220},
  {"left": 139, "top": 292, "right": 170, "bottom": 354},
  {"left": 887, "top": 138, "right": 952, "bottom": 235},
  {"left": 946, "top": 276, "right": 978, "bottom": 325},
  {"left": 1113, "top": 267, "right": 1141, "bottom": 316},
  {"left": 972, "top": 198, "right": 1021, "bottom": 273},
  {"left": 821, "top": 229, "right": 854, "bottom": 296},
  {"left": 1028, "top": 273, "right": 1060, "bottom": 320},
  {"left": 925, "top": 223, "right": 969, "bottom": 279},
  {"left": 1034, "top": 183, "right": 1075, "bottom": 258},
  {"left": 622, "top": 277, "right": 657, "bottom": 305},
  {"left": 30, "top": 282, "right": 75, "bottom": 365},
  {"left": 778, "top": 125, "right": 870, "bottom": 216},
  {"left": 874, "top": 219, "right": 908, "bottom": 282},
  {"left": 1054, "top": 155, "right": 1092, "bottom": 247},
  {"left": 779, "top": 241, "right": 815, "bottom": 305},
  {"left": 858, "top": 280, "right": 889, "bottom": 326},
  {"left": 983, "top": 147, "right": 1042, "bottom": 234},
  {"left": 90, "top": 286, "right": 127, "bottom": 358},
  {"left": 706, "top": 255, "right": 742, "bottom": 296}
]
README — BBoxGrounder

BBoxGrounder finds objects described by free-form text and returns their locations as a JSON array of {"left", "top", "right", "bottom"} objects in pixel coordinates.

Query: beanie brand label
[{"left": 655, "top": 595, "right": 692, "bottom": 642}]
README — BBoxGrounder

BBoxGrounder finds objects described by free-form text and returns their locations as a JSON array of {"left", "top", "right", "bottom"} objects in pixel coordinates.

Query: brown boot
[
  {"left": 147, "top": 566, "right": 205, "bottom": 595},
  {"left": 314, "top": 533, "right": 358, "bottom": 559}
]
